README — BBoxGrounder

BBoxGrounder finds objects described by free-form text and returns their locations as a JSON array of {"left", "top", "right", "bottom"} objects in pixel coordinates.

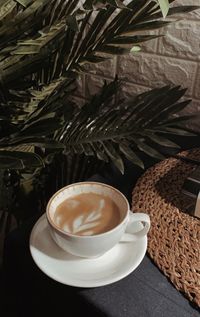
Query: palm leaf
[
  {"left": 0, "top": 0, "right": 16, "bottom": 23},
  {"left": 1, "top": 0, "right": 198, "bottom": 89},
  {"left": 157, "top": 0, "right": 169, "bottom": 18},
  {"left": 0, "top": 150, "right": 44, "bottom": 169},
  {"left": 60, "top": 79, "right": 195, "bottom": 172},
  {"left": 0, "top": 1, "right": 198, "bottom": 171}
]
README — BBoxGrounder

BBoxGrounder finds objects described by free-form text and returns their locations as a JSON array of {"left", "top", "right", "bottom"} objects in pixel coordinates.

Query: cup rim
[{"left": 46, "top": 181, "right": 130, "bottom": 239}]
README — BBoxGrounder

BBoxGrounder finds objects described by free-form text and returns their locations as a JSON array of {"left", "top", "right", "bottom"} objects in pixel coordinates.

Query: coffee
[{"left": 53, "top": 192, "right": 121, "bottom": 236}]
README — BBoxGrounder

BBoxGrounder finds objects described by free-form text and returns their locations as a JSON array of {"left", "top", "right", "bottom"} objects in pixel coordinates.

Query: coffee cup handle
[{"left": 121, "top": 211, "right": 150, "bottom": 242}]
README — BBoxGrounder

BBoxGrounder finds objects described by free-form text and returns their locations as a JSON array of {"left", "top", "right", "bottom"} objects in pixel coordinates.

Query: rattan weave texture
[{"left": 132, "top": 149, "right": 200, "bottom": 307}]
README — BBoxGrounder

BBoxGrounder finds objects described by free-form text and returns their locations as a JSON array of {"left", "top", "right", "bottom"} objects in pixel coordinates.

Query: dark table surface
[{"left": 1, "top": 135, "right": 200, "bottom": 317}]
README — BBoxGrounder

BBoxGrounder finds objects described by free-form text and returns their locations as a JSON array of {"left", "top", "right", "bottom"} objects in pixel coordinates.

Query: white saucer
[{"left": 30, "top": 214, "right": 147, "bottom": 288}]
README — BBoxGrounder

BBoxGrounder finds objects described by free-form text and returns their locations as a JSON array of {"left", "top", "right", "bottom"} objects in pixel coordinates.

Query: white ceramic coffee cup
[{"left": 46, "top": 182, "right": 150, "bottom": 258}]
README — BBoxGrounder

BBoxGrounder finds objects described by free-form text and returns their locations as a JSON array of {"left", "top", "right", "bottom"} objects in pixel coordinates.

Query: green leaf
[
  {"left": 148, "top": 99, "right": 190, "bottom": 126},
  {"left": 83, "top": 0, "right": 93, "bottom": 10},
  {"left": 0, "top": 1, "right": 195, "bottom": 173},
  {"left": 0, "top": 156, "right": 24, "bottom": 169},
  {"left": 0, "top": 0, "right": 50, "bottom": 48},
  {"left": 147, "top": 134, "right": 180, "bottom": 148},
  {"left": 20, "top": 118, "right": 62, "bottom": 136},
  {"left": 130, "top": 46, "right": 141, "bottom": 53},
  {"left": 119, "top": 143, "right": 144, "bottom": 169},
  {"left": 122, "top": 21, "right": 171, "bottom": 35},
  {"left": 0, "top": 150, "right": 44, "bottom": 169},
  {"left": 79, "top": 55, "right": 109, "bottom": 64},
  {"left": 60, "top": 80, "right": 194, "bottom": 172},
  {"left": 90, "top": 143, "right": 109, "bottom": 162},
  {"left": 161, "top": 114, "right": 199, "bottom": 127},
  {"left": 135, "top": 140, "right": 165, "bottom": 160},
  {"left": 160, "top": 127, "right": 196, "bottom": 136},
  {"left": 106, "top": 0, "right": 127, "bottom": 9},
  {"left": 1, "top": 137, "right": 65, "bottom": 149},
  {"left": 97, "top": 45, "right": 130, "bottom": 55},
  {"left": 110, "top": 35, "right": 162, "bottom": 45},
  {"left": 3, "top": 19, "right": 67, "bottom": 56},
  {"left": 102, "top": 142, "right": 124, "bottom": 174},
  {"left": 0, "top": 0, "right": 16, "bottom": 22},
  {"left": 66, "top": 15, "right": 79, "bottom": 32},
  {"left": 15, "top": 0, "right": 32, "bottom": 8},
  {"left": 132, "top": 86, "right": 189, "bottom": 128},
  {"left": 168, "top": 6, "right": 200, "bottom": 17},
  {"left": 82, "top": 143, "right": 95, "bottom": 156},
  {"left": 157, "top": 0, "right": 169, "bottom": 18},
  {"left": 0, "top": 0, "right": 189, "bottom": 88}
]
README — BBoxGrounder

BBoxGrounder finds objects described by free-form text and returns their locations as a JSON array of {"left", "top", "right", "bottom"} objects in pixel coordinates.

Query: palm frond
[
  {"left": 0, "top": 0, "right": 198, "bottom": 171},
  {"left": 0, "top": 75, "right": 69, "bottom": 169},
  {"left": 0, "top": 150, "right": 43, "bottom": 169},
  {"left": 0, "top": 0, "right": 198, "bottom": 89},
  {"left": 61, "top": 79, "right": 194, "bottom": 173},
  {"left": 0, "top": 0, "right": 17, "bottom": 24}
]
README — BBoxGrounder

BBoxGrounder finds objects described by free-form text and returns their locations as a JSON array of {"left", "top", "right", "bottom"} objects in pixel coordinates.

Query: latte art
[
  {"left": 53, "top": 193, "right": 121, "bottom": 236},
  {"left": 56, "top": 199, "right": 104, "bottom": 235}
]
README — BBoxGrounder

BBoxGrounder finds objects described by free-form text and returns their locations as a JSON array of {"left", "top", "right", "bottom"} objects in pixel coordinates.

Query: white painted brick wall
[{"left": 75, "top": 1, "right": 200, "bottom": 130}]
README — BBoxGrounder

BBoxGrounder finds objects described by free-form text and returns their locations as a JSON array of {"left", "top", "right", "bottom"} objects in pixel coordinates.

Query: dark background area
[{"left": 1, "top": 134, "right": 200, "bottom": 317}]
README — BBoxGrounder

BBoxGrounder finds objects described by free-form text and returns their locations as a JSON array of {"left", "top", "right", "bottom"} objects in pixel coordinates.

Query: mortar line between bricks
[
  {"left": 83, "top": 72, "right": 200, "bottom": 100},
  {"left": 140, "top": 50, "right": 200, "bottom": 64},
  {"left": 119, "top": 79, "right": 198, "bottom": 100},
  {"left": 114, "top": 56, "right": 118, "bottom": 78},
  {"left": 160, "top": 17, "right": 200, "bottom": 23},
  {"left": 191, "top": 98, "right": 200, "bottom": 103},
  {"left": 81, "top": 65, "right": 200, "bottom": 101},
  {"left": 191, "top": 66, "right": 199, "bottom": 98},
  {"left": 85, "top": 72, "right": 152, "bottom": 91}
]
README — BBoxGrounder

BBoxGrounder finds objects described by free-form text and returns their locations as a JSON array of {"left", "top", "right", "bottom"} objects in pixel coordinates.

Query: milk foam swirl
[
  {"left": 54, "top": 193, "right": 121, "bottom": 236},
  {"left": 55, "top": 199, "right": 105, "bottom": 235}
]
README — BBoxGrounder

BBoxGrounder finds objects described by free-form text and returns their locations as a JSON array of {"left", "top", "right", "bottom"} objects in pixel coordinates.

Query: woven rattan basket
[{"left": 132, "top": 148, "right": 200, "bottom": 307}]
